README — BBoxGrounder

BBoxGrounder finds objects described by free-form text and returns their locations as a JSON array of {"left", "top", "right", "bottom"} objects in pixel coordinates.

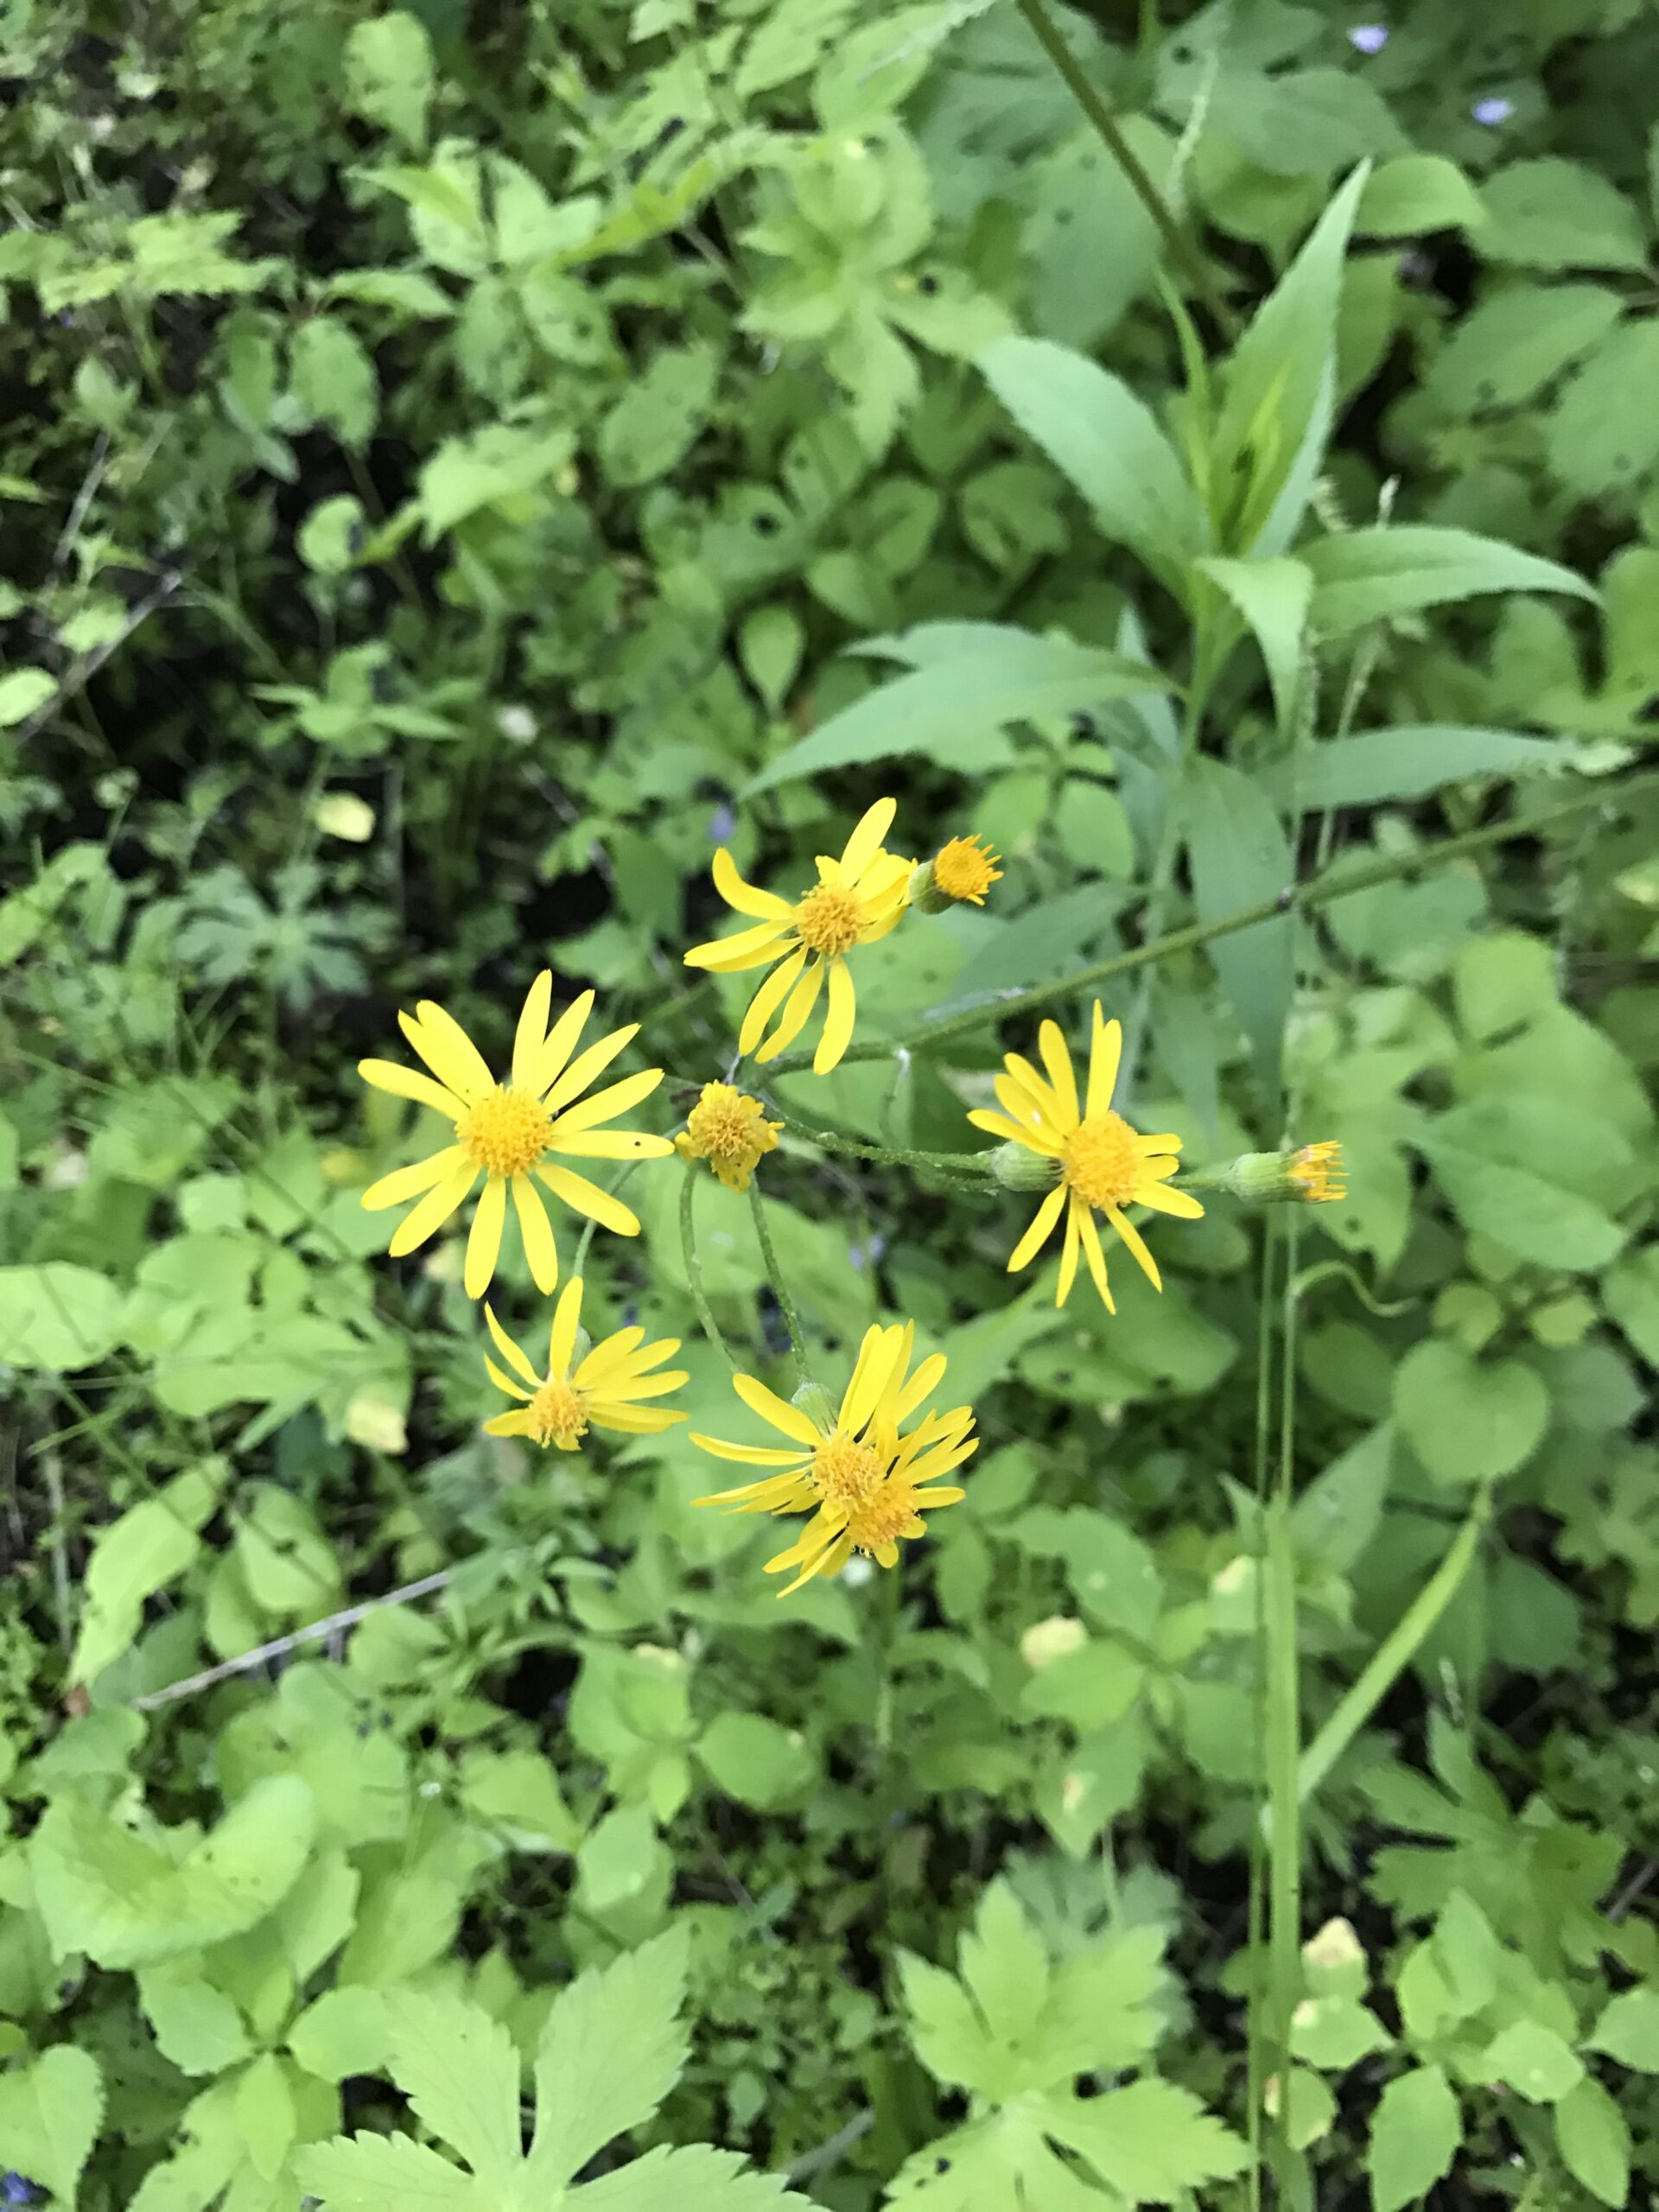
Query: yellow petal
[
  {"left": 893, "top": 1351, "right": 948, "bottom": 1423},
  {"left": 505, "top": 1175, "right": 558, "bottom": 1294},
  {"left": 361, "top": 1145, "right": 467, "bottom": 1211},
  {"left": 690, "top": 1433, "right": 809, "bottom": 1467},
  {"left": 905, "top": 1435, "right": 979, "bottom": 1486},
  {"left": 484, "top": 1354, "right": 533, "bottom": 1403},
  {"left": 683, "top": 920, "right": 794, "bottom": 972},
  {"left": 589, "top": 1403, "right": 688, "bottom": 1433},
  {"left": 1107, "top": 1204, "right": 1163, "bottom": 1290},
  {"left": 1038, "top": 1019, "right": 1079, "bottom": 1126},
  {"left": 838, "top": 796, "right": 898, "bottom": 880},
  {"left": 734, "top": 1372, "right": 822, "bottom": 1446},
  {"left": 358, "top": 1059, "right": 466, "bottom": 1121},
  {"left": 575, "top": 1326, "right": 647, "bottom": 1384},
  {"left": 839, "top": 1324, "right": 906, "bottom": 1434},
  {"left": 1085, "top": 1005, "right": 1122, "bottom": 1120},
  {"left": 1007, "top": 1183, "right": 1066, "bottom": 1272},
  {"left": 483, "top": 1410, "right": 534, "bottom": 1438},
  {"left": 1078, "top": 1205, "right": 1118, "bottom": 1310},
  {"left": 386, "top": 1159, "right": 478, "bottom": 1257},
  {"left": 713, "top": 845, "right": 791, "bottom": 918},
  {"left": 408, "top": 1001, "right": 496, "bottom": 1103},
  {"left": 511, "top": 970, "right": 554, "bottom": 1092},
  {"left": 484, "top": 1301, "right": 542, "bottom": 1389},
  {"left": 814, "top": 956, "right": 856, "bottom": 1075},
  {"left": 1056, "top": 1200, "right": 1081, "bottom": 1305},
  {"left": 1136, "top": 1181, "right": 1205, "bottom": 1219},
  {"left": 552, "top": 1128, "right": 674, "bottom": 1160},
  {"left": 549, "top": 1065, "right": 663, "bottom": 1137},
  {"left": 693, "top": 1470, "right": 815, "bottom": 1509},
  {"left": 543, "top": 1024, "right": 638, "bottom": 1114},
  {"left": 600, "top": 1369, "right": 687, "bottom": 1402},
  {"left": 464, "top": 1173, "right": 507, "bottom": 1297},
  {"left": 756, "top": 954, "right": 823, "bottom": 1061},
  {"left": 971, "top": 1108, "right": 1061, "bottom": 1155},
  {"left": 523, "top": 988, "right": 594, "bottom": 1099},
  {"left": 1005, "top": 1053, "right": 1066, "bottom": 1129},
  {"left": 537, "top": 1164, "right": 641, "bottom": 1236},
  {"left": 738, "top": 944, "right": 808, "bottom": 1057},
  {"left": 549, "top": 1276, "right": 585, "bottom": 1377},
  {"left": 775, "top": 1529, "right": 855, "bottom": 1599}
]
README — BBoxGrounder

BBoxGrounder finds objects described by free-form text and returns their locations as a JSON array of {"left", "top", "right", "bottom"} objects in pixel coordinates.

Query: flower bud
[
  {"left": 791, "top": 1380, "right": 836, "bottom": 1433},
  {"left": 1214, "top": 1142, "right": 1346, "bottom": 1205},
  {"left": 989, "top": 1141, "right": 1056, "bottom": 1192}
]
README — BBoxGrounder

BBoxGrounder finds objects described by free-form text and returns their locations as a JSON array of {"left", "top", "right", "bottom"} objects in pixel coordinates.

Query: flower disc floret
[
  {"left": 1062, "top": 1111, "right": 1141, "bottom": 1211},
  {"left": 793, "top": 884, "right": 863, "bottom": 956},
  {"left": 458, "top": 1088, "right": 551, "bottom": 1178},
  {"left": 931, "top": 835, "right": 1001, "bottom": 906},
  {"left": 1290, "top": 1140, "right": 1347, "bottom": 1203},
  {"left": 674, "top": 1082, "right": 781, "bottom": 1192},
  {"left": 529, "top": 1376, "right": 588, "bottom": 1448},
  {"left": 811, "top": 1432, "right": 883, "bottom": 1511}
]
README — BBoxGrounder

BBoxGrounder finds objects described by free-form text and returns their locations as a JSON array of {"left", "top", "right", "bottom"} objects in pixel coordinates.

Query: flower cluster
[{"left": 354, "top": 794, "right": 1339, "bottom": 1594}]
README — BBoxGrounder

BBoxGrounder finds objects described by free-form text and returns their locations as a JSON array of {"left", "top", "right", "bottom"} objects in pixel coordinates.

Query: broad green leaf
[
  {"left": 1198, "top": 555, "right": 1311, "bottom": 734},
  {"left": 289, "top": 1986, "right": 390, "bottom": 2083},
  {"left": 978, "top": 335, "right": 1205, "bottom": 575},
  {"left": 234, "top": 2050, "right": 297, "bottom": 2183},
  {"left": 1415, "top": 1096, "right": 1630, "bottom": 1271},
  {"left": 697, "top": 1711, "right": 818, "bottom": 1810},
  {"left": 0, "top": 667, "right": 55, "bottom": 727},
  {"left": 1032, "top": 1924, "right": 1163, "bottom": 2076},
  {"left": 71, "top": 1464, "right": 219, "bottom": 1687},
  {"left": 0, "top": 840, "right": 104, "bottom": 963},
  {"left": 1394, "top": 1340, "right": 1548, "bottom": 1487},
  {"left": 1480, "top": 157, "right": 1647, "bottom": 272},
  {"left": 524, "top": 1929, "right": 690, "bottom": 2187},
  {"left": 1215, "top": 166, "right": 1369, "bottom": 554},
  {"left": 0, "top": 2046, "right": 104, "bottom": 2202},
  {"left": 32, "top": 1774, "right": 317, "bottom": 1968},
  {"left": 1292, "top": 726, "right": 1570, "bottom": 809},
  {"left": 418, "top": 423, "right": 575, "bottom": 537},
  {"left": 1367, "top": 2063, "right": 1461, "bottom": 2212},
  {"left": 1291, "top": 1422, "right": 1392, "bottom": 1573},
  {"left": 742, "top": 629, "right": 1173, "bottom": 795},
  {"left": 137, "top": 1966, "right": 252, "bottom": 2075},
  {"left": 581, "top": 2141, "right": 804, "bottom": 2209},
  {"left": 290, "top": 316, "right": 378, "bottom": 447},
  {"left": 899, "top": 1950, "right": 1004, "bottom": 2098},
  {"left": 1186, "top": 756, "right": 1294, "bottom": 1094},
  {"left": 344, "top": 12, "right": 434, "bottom": 151},
  {"left": 1357, "top": 155, "right": 1484, "bottom": 238},
  {"left": 1547, "top": 320, "right": 1659, "bottom": 499},
  {"left": 295, "top": 2133, "right": 473, "bottom": 2209},
  {"left": 1040, "top": 2079, "right": 1249, "bottom": 2201},
  {"left": 0, "top": 1263, "right": 124, "bottom": 1371},
  {"left": 1421, "top": 283, "right": 1622, "bottom": 416},
  {"left": 1480, "top": 2019, "right": 1583, "bottom": 2102},
  {"left": 1590, "top": 1985, "right": 1659, "bottom": 2069},
  {"left": 388, "top": 1994, "right": 521, "bottom": 2194},
  {"left": 958, "top": 1883, "right": 1050, "bottom": 2052},
  {"left": 1301, "top": 526, "right": 1594, "bottom": 636},
  {"left": 599, "top": 344, "right": 720, "bottom": 487},
  {"left": 1554, "top": 2076, "right": 1631, "bottom": 2208}
]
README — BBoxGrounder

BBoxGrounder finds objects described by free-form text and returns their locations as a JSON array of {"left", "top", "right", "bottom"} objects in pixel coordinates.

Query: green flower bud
[
  {"left": 989, "top": 1141, "right": 1056, "bottom": 1193},
  {"left": 791, "top": 1380, "right": 836, "bottom": 1433},
  {"left": 1213, "top": 1142, "right": 1346, "bottom": 1205}
]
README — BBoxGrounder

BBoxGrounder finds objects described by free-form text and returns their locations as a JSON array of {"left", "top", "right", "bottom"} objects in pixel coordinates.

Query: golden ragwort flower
[
  {"left": 1288, "top": 1140, "right": 1347, "bottom": 1203},
  {"left": 691, "top": 1320, "right": 976, "bottom": 1597},
  {"left": 359, "top": 973, "right": 674, "bottom": 1299},
  {"left": 482, "top": 1276, "right": 688, "bottom": 1449},
  {"left": 682, "top": 798, "right": 911, "bottom": 1076},
  {"left": 674, "top": 1081, "right": 782, "bottom": 1193},
  {"left": 923, "top": 833, "right": 1002, "bottom": 909},
  {"left": 969, "top": 1001, "right": 1204, "bottom": 1313}
]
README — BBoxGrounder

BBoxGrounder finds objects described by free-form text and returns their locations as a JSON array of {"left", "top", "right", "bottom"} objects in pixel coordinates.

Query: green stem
[
  {"left": 748, "top": 1179, "right": 813, "bottom": 1389},
  {"left": 769, "top": 772, "right": 1659, "bottom": 1077},
  {"left": 1013, "top": 0, "right": 1236, "bottom": 334},
  {"left": 775, "top": 1113, "right": 994, "bottom": 1179},
  {"left": 679, "top": 1163, "right": 739, "bottom": 1372},
  {"left": 1120, "top": 629, "right": 1216, "bottom": 1097},
  {"left": 1297, "top": 1486, "right": 1491, "bottom": 1806}
]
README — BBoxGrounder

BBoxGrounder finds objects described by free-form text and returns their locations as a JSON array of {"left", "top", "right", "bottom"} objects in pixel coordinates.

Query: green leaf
[
  {"left": 1394, "top": 1340, "right": 1548, "bottom": 1488},
  {"left": 289, "top": 1986, "right": 389, "bottom": 2083},
  {"left": 1357, "top": 155, "right": 1485, "bottom": 238},
  {"left": 1547, "top": 320, "right": 1659, "bottom": 500},
  {"left": 1293, "top": 726, "right": 1570, "bottom": 809},
  {"left": 742, "top": 626, "right": 1173, "bottom": 795},
  {"left": 0, "top": 2046, "right": 104, "bottom": 2202},
  {"left": 137, "top": 1965, "right": 252, "bottom": 2075},
  {"left": 290, "top": 316, "right": 378, "bottom": 446},
  {"left": 1554, "top": 2076, "right": 1632, "bottom": 2207},
  {"left": 1481, "top": 2019, "right": 1584, "bottom": 2102},
  {"left": 344, "top": 12, "right": 435, "bottom": 151},
  {"left": 1040, "top": 2079, "right": 1249, "bottom": 2202},
  {"left": 1367, "top": 2063, "right": 1461, "bottom": 2212},
  {"left": 1291, "top": 1422, "right": 1392, "bottom": 1573},
  {"left": 234, "top": 2050, "right": 297, "bottom": 2182},
  {"left": 697, "top": 1711, "right": 818, "bottom": 1810},
  {"left": 1480, "top": 158, "right": 1648, "bottom": 272},
  {"left": 71, "top": 1464, "right": 219, "bottom": 1687},
  {"left": 1590, "top": 1985, "right": 1659, "bottom": 2069},
  {"left": 958, "top": 1883, "right": 1050, "bottom": 2054},
  {"left": 1416, "top": 1096, "right": 1630, "bottom": 1271},
  {"left": 600, "top": 344, "right": 720, "bottom": 487},
  {"left": 899, "top": 1948, "right": 1003, "bottom": 2098},
  {"left": 418, "top": 423, "right": 575, "bottom": 537},
  {"left": 524, "top": 1929, "right": 690, "bottom": 2187},
  {"left": 1198, "top": 555, "right": 1311, "bottom": 734},
  {"left": 296, "top": 2133, "right": 474, "bottom": 2209},
  {"left": 1301, "top": 526, "right": 1594, "bottom": 636},
  {"left": 1186, "top": 756, "right": 1294, "bottom": 1094},
  {"left": 580, "top": 2141, "right": 804, "bottom": 2209},
  {"left": 1423, "top": 283, "right": 1623, "bottom": 417},
  {"left": 387, "top": 1994, "right": 521, "bottom": 2194},
  {"left": 978, "top": 335, "right": 1205, "bottom": 575},
  {"left": 32, "top": 1774, "right": 317, "bottom": 1968},
  {"left": 0, "top": 667, "right": 56, "bottom": 727},
  {"left": 0, "top": 1263, "right": 123, "bottom": 1371}
]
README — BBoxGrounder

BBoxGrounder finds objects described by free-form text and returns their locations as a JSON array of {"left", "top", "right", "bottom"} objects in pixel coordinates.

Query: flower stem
[
  {"left": 679, "top": 1162, "right": 739, "bottom": 1373},
  {"left": 775, "top": 1113, "right": 995, "bottom": 1181},
  {"left": 769, "top": 772, "right": 1659, "bottom": 1076},
  {"left": 748, "top": 1179, "right": 813, "bottom": 1389}
]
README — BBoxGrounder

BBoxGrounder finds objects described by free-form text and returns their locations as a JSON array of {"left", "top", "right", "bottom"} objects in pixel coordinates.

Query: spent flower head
[
  {"left": 674, "top": 1081, "right": 782, "bottom": 1192},
  {"left": 358, "top": 972, "right": 673, "bottom": 1298},
  {"left": 482, "top": 1278, "right": 687, "bottom": 1450}
]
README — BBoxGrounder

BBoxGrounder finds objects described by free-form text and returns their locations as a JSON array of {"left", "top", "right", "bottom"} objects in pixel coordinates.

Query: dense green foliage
[{"left": 3, "top": 1, "right": 1657, "bottom": 2207}]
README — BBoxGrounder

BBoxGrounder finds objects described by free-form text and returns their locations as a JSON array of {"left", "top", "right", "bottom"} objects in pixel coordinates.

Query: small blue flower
[
  {"left": 849, "top": 1232, "right": 887, "bottom": 1274},
  {"left": 1472, "top": 95, "right": 1514, "bottom": 124},
  {"left": 708, "top": 803, "right": 735, "bottom": 845},
  {"left": 1348, "top": 24, "right": 1389, "bottom": 53},
  {"left": 3, "top": 2176, "right": 39, "bottom": 2207}
]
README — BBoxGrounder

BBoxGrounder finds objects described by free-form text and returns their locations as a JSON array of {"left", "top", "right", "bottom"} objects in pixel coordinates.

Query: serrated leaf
[
  {"left": 1480, "top": 158, "right": 1647, "bottom": 272},
  {"left": 1547, "top": 320, "right": 1659, "bottom": 500},
  {"left": 0, "top": 2046, "right": 104, "bottom": 2202},
  {"left": 137, "top": 1966, "right": 252, "bottom": 2075},
  {"left": 1415, "top": 1096, "right": 1629, "bottom": 1271},
  {"left": 1367, "top": 2063, "right": 1461, "bottom": 2212},
  {"left": 1293, "top": 726, "right": 1570, "bottom": 809},
  {"left": 388, "top": 1994, "right": 521, "bottom": 2191},
  {"left": 344, "top": 12, "right": 434, "bottom": 152},
  {"left": 524, "top": 1929, "right": 690, "bottom": 2187},
  {"left": 1302, "top": 525, "right": 1593, "bottom": 635},
  {"left": 899, "top": 1949, "right": 1002, "bottom": 2097},
  {"left": 295, "top": 2133, "right": 474, "bottom": 2209},
  {"left": 1357, "top": 155, "right": 1485, "bottom": 238},
  {"left": 580, "top": 2140, "right": 804, "bottom": 2209},
  {"left": 1482, "top": 2019, "right": 1583, "bottom": 2103},
  {"left": 958, "top": 1883, "right": 1050, "bottom": 2053},
  {"left": 289, "top": 1986, "right": 389, "bottom": 2083},
  {"left": 1198, "top": 554, "right": 1311, "bottom": 733},
  {"left": 1040, "top": 2079, "right": 1249, "bottom": 2202},
  {"left": 1421, "top": 283, "right": 1621, "bottom": 416}
]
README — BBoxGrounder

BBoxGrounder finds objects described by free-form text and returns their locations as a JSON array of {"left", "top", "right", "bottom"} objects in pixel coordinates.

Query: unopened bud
[
  {"left": 1213, "top": 1141, "right": 1347, "bottom": 1205},
  {"left": 791, "top": 1380, "right": 836, "bottom": 1432},
  {"left": 989, "top": 1141, "right": 1055, "bottom": 1192}
]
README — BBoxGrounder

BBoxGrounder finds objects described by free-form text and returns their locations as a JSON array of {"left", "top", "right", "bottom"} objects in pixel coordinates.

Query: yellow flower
[
  {"left": 691, "top": 1320, "right": 976, "bottom": 1596},
  {"left": 927, "top": 834, "right": 1002, "bottom": 907},
  {"left": 969, "top": 1001, "right": 1204, "bottom": 1313},
  {"left": 682, "top": 798, "right": 912, "bottom": 1075},
  {"left": 1288, "top": 1141, "right": 1346, "bottom": 1203},
  {"left": 674, "top": 1081, "right": 783, "bottom": 1192},
  {"left": 358, "top": 972, "right": 674, "bottom": 1300},
  {"left": 481, "top": 1277, "right": 688, "bottom": 1450}
]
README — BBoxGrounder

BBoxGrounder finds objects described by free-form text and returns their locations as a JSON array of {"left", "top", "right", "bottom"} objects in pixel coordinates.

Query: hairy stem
[
  {"left": 679, "top": 1163, "right": 740, "bottom": 1372},
  {"left": 749, "top": 1179, "right": 813, "bottom": 1389}
]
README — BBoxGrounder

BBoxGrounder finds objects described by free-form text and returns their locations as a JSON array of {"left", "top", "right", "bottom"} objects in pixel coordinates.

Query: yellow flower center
[
  {"left": 686, "top": 1084, "right": 766, "bottom": 1165},
  {"left": 811, "top": 1431, "right": 884, "bottom": 1511},
  {"left": 793, "top": 883, "right": 863, "bottom": 957},
  {"left": 1062, "top": 1111, "right": 1141, "bottom": 1211},
  {"left": 458, "top": 1085, "right": 551, "bottom": 1177},
  {"left": 528, "top": 1376, "right": 588, "bottom": 1448},
  {"left": 844, "top": 1479, "right": 921, "bottom": 1554},
  {"left": 1290, "top": 1141, "right": 1346, "bottom": 1203},
  {"left": 932, "top": 835, "right": 1001, "bottom": 905}
]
